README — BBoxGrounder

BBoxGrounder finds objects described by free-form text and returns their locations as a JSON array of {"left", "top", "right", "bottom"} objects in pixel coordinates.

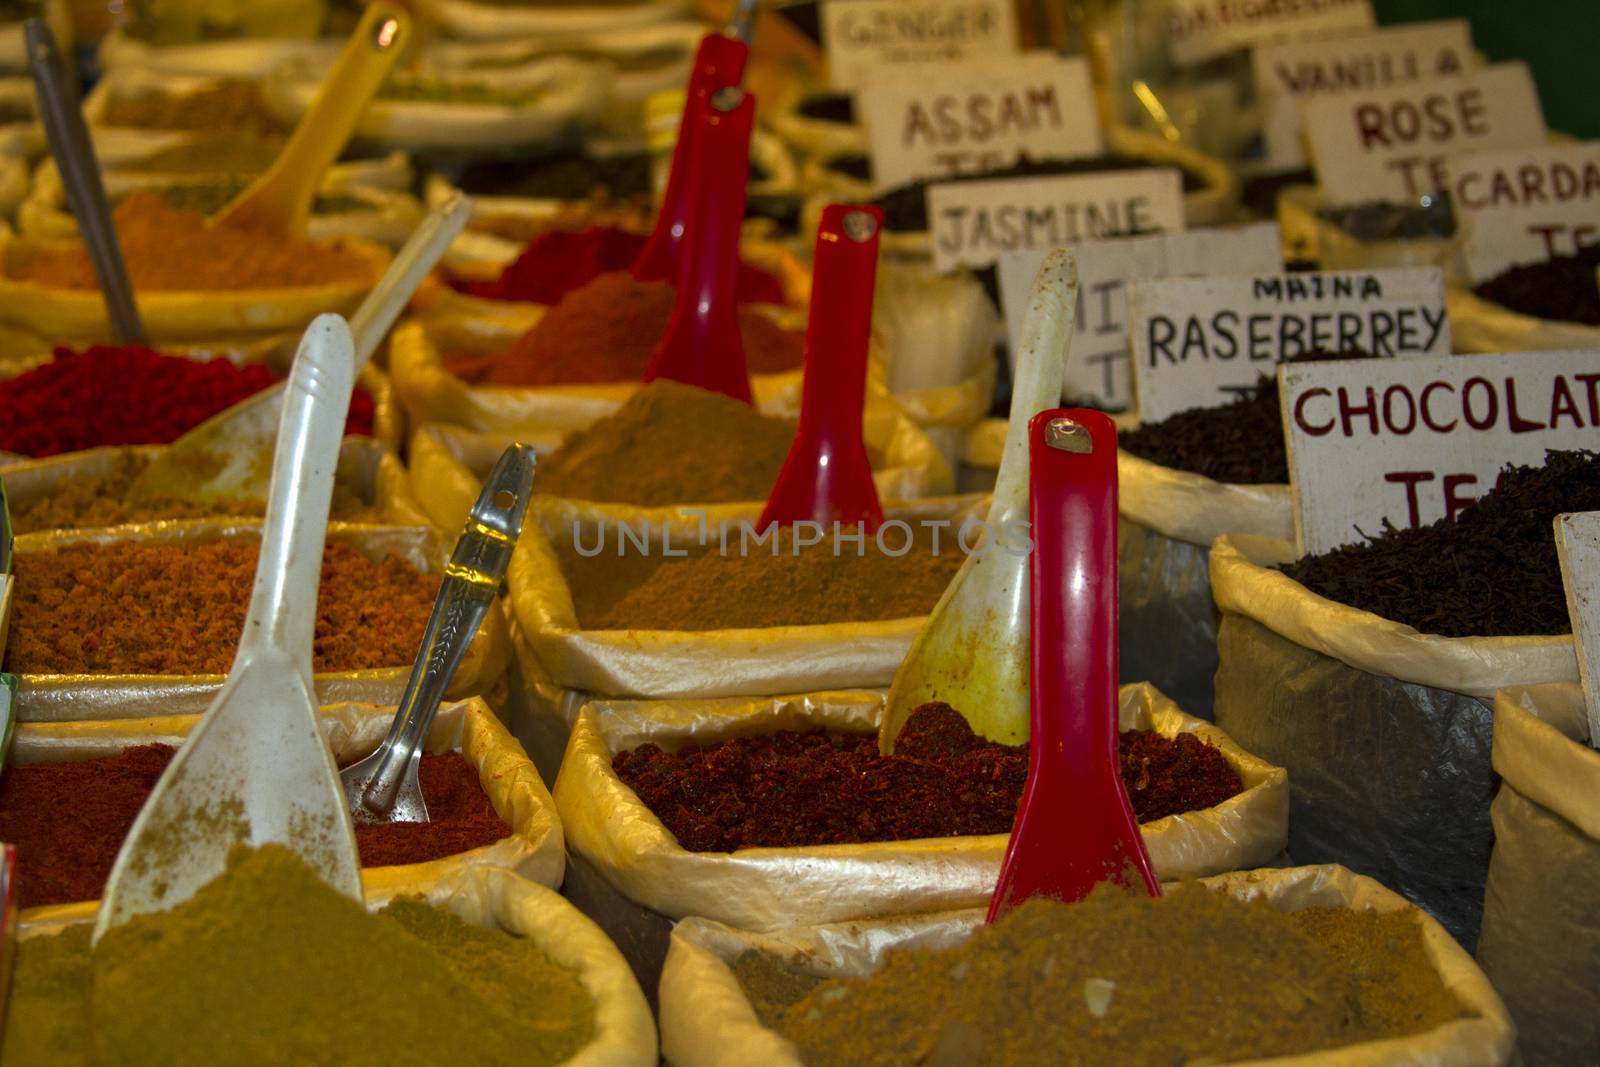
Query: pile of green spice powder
[
  {"left": 737, "top": 883, "right": 1467, "bottom": 1065},
  {"left": 2, "top": 846, "right": 595, "bottom": 1066}
]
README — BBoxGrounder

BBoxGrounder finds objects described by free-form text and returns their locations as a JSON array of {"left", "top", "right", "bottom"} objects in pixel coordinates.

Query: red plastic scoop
[
  {"left": 643, "top": 85, "right": 756, "bottom": 403},
  {"left": 759, "top": 205, "right": 884, "bottom": 530},
  {"left": 987, "top": 408, "right": 1161, "bottom": 922},
  {"left": 631, "top": 33, "right": 748, "bottom": 284}
]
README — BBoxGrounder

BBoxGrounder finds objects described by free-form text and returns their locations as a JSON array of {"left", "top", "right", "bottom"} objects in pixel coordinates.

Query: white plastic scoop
[
  {"left": 879, "top": 249, "right": 1079, "bottom": 750},
  {"left": 124, "top": 194, "right": 472, "bottom": 504},
  {"left": 95, "top": 314, "right": 363, "bottom": 941}
]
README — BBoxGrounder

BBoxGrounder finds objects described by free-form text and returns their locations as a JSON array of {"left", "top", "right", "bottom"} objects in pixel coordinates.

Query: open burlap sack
[
  {"left": 1445, "top": 285, "right": 1600, "bottom": 354},
  {"left": 1475, "top": 683, "right": 1600, "bottom": 1067},
  {"left": 659, "top": 864, "right": 1514, "bottom": 1067},
  {"left": 13, "top": 698, "right": 563, "bottom": 929},
  {"left": 553, "top": 683, "right": 1287, "bottom": 932},
  {"left": 1209, "top": 534, "right": 1578, "bottom": 951},
  {"left": 11, "top": 523, "right": 511, "bottom": 722}
]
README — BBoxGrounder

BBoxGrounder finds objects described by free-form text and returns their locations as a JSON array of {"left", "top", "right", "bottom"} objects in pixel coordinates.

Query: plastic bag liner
[
  {"left": 509, "top": 495, "right": 983, "bottom": 703},
  {"left": 1276, "top": 184, "right": 1459, "bottom": 273},
  {"left": 552, "top": 682, "right": 1287, "bottom": 932},
  {"left": 11, "top": 522, "right": 512, "bottom": 723},
  {"left": 20, "top": 865, "right": 659, "bottom": 1067},
  {"left": 1475, "top": 683, "right": 1600, "bottom": 1067},
  {"left": 1445, "top": 286, "right": 1600, "bottom": 354},
  {"left": 1117, "top": 450, "right": 1293, "bottom": 720},
  {"left": 13, "top": 697, "right": 564, "bottom": 930},
  {"left": 658, "top": 863, "right": 1514, "bottom": 1067},
  {"left": 1209, "top": 534, "right": 1579, "bottom": 950}
]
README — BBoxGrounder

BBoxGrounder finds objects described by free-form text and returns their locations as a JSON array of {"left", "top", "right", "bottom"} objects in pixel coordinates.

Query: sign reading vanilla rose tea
[
  {"left": 1251, "top": 20, "right": 1475, "bottom": 172},
  {"left": 820, "top": 0, "right": 1019, "bottom": 91},
  {"left": 996, "top": 223, "right": 1282, "bottom": 408},
  {"left": 1129, "top": 267, "right": 1449, "bottom": 422},
  {"left": 1449, "top": 142, "right": 1600, "bottom": 282},
  {"left": 1301, "top": 62, "right": 1547, "bottom": 204},
  {"left": 1279, "top": 350, "right": 1600, "bottom": 554},
  {"left": 928, "top": 169, "right": 1185, "bottom": 272},
  {"left": 1166, "top": 0, "right": 1375, "bottom": 68},
  {"left": 858, "top": 54, "right": 1102, "bottom": 190}
]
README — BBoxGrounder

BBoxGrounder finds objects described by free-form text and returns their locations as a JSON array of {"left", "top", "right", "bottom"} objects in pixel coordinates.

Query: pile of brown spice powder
[
  {"left": 737, "top": 884, "right": 1468, "bottom": 1065},
  {"left": 612, "top": 703, "right": 1242, "bottom": 850},
  {"left": 4, "top": 541, "right": 439, "bottom": 675}
]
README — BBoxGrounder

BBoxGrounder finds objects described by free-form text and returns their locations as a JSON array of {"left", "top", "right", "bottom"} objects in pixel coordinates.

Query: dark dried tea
[{"left": 1472, "top": 244, "right": 1600, "bottom": 326}]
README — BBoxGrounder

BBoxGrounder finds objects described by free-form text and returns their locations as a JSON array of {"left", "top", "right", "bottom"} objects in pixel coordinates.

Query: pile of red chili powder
[
  {"left": 0, "top": 746, "right": 510, "bottom": 908},
  {"left": 451, "top": 225, "right": 788, "bottom": 306},
  {"left": 612, "top": 702, "right": 1243, "bottom": 852},
  {"left": 0, "top": 345, "right": 374, "bottom": 457}
]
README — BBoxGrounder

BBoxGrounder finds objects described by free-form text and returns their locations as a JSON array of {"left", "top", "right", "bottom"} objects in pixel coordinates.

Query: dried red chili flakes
[
  {"left": 612, "top": 703, "right": 1244, "bottom": 853},
  {"left": 0, "top": 747, "right": 510, "bottom": 909}
]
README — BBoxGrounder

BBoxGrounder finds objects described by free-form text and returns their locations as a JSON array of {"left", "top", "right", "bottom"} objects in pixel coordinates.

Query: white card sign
[
  {"left": 820, "top": 0, "right": 1019, "bottom": 92},
  {"left": 1302, "top": 62, "right": 1547, "bottom": 205},
  {"left": 1129, "top": 268, "right": 1449, "bottom": 422},
  {"left": 1280, "top": 350, "right": 1600, "bottom": 555},
  {"left": 1166, "top": 0, "right": 1374, "bottom": 68},
  {"left": 928, "top": 169, "right": 1185, "bottom": 273},
  {"left": 1252, "top": 20, "right": 1475, "bottom": 172},
  {"left": 859, "top": 54, "right": 1102, "bottom": 190},
  {"left": 1554, "top": 511, "right": 1600, "bottom": 743},
  {"left": 996, "top": 223, "right": 1282, "bottom": 408},
  {"left": 1450, "top": 142, "right": 1600, "bottom": 283}
]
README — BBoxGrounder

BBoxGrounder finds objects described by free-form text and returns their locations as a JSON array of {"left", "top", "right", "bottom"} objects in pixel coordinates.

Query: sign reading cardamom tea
[{"left": 1450, "top": 142, "right": 1600, "bottom": 283}]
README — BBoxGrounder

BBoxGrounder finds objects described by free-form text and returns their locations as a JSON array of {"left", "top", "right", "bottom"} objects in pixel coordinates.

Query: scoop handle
[
  {"left": 642, "top": 85, "right": 755, "bottom": 403},
  {"left": 25, "top": 19, "right": 145, "bottom": 345},
  {"left": 631, "top": 33, "right": 748, "bottom": 284},
  {"left": 759, "top": 204, "right": 883, "bottom": 529},
  {"left": 349, "top": 192, "right": 472, "bottom": 367},
  {"left": 357, "top": 444, "right": 535, "bottom": 816}
]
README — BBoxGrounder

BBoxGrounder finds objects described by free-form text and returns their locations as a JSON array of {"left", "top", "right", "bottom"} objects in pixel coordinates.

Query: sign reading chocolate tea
[
  {"left": 928, "top": 169, "right": 1185, "bottom": 272},
  {"left": 1129, "top": 267, "right": 1449, "bottom": 422},
  {"left": 1301, "top": 62, "right": 1547, "bottom": 205},
  {"left": 1166, "top": 0, "right": 1374, "bottom": 68},
  {"left": 821, "top": 0, "right": 1020, "bottom": 91},
  {"left": 1553, "top": 511, "right": 1600, "bottom": 740},
  {"left": 996, "top": 224, "right": 1282, "bottom": 408},
  {"left": 1450, "top": 142, "right": 1600, "bottom": 283},
  {"left": 1280, "top": 350, "right": 1600, "bottom": 554},
  {"left": 1251, "top": 20, "right": 1474, "bottom": 172},
  {"left": 859, "top": 54, "right": 1102, "bottom": 190}
]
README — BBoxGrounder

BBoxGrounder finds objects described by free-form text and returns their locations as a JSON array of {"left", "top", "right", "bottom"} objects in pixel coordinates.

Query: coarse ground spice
[
  {"left": 99, "top": 80, "right": 285, "bottom": 136},
  {"left": 0, "top": 747, "right": 510, "bottom": 908},
  {"left": 612, "top": 702, "right": 1242, "bottom": 850},
  {"left": 737, "top": 882, "right": 1467, "bottom": 1066},
  {"left": 536, "top": 380, "right": 798, "bottom": 505},
  {"left": 8, "top": 192, "right": 375, "bottom": 292},
  {"left": 121, "top": 131, "right": 286, "bottom": 174},
  {"left": 1473, "top": 243, "right": 1600, "bottom": 326},
  {"left": 2, "top": 845, "right": 595, "bottom": 1067},
  {"left": 446, "top": 271, "right": 802, "bottom": 386},
  {"left": 458, "top": 153, "right": 656, "bottom": 202},
  {"left": 559, "top": 521, "right": 961, "bottom": 632},
  {"left": 1281, "top": 450, "right": 1600, "bottom": 637},
  {"left": 0, "top": 345, "right": 374, "bottom": 458},
  {"left": 4, "top": 541, "right": 439, "bottom": 675}
]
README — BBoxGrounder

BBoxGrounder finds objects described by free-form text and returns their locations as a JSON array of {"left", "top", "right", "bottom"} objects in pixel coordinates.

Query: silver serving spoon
[{"left": 342, "top": 444, "right": 536, "bottom": 823}]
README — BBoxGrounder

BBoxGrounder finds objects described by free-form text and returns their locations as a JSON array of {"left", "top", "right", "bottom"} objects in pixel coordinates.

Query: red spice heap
[
  {"left": 446, "top": 271, "right": 804, "bottom": 387},
  {"left": 453, "top": 225, "right": 788, "bottom": 306},
  {"left": 0, "top": 746, "right": 510, "bottom": 909},
  {"left": 0, "top": 345, "right": 375, "bottom": 458},
  {"left": 612, "top": 702, "right": 1244, "bottom": 852}
]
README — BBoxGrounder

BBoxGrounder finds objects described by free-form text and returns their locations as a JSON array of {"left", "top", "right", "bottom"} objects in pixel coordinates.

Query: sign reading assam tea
[
  {"left": 820, "top": 0, "right": 1020, "bottom": 91},
  {"left": 1301, "top": 62, "right": 1547, "bottom": 205},
  {"left": 1553, "top": 511, "right": 1600, "bottom": 740},
  {"left": 858, "top": 54, "right": 1102, "bottom": 191},
  {"left": 1450, "top": 142, "right": 1600, "bottom": 283},
  {"left": 1280, "top": 350, "right": 1600, "bottom": 554},
  {"left": 1165, "top": 0, "right": 1374, "bottom": 68},
  {"left": 996, "top": 223, "right": 1281, "bottom": 408},
  {"left": 1129, "top": 267, "right": 1449, "bottom": 422}
]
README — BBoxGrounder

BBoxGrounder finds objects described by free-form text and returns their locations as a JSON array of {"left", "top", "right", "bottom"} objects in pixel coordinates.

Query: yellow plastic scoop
[
  {"left": 209, "top": 3, "right": 409, "bottom": 236},
  {"left": 879, "top": 249, "right": 1079, "bottom": 751}
]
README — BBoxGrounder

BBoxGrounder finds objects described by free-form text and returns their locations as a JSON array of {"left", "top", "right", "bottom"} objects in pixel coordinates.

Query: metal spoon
[
  {"left": 24, "top": 19, "right": 144, "bottom": 344},
  {"left": 342, "top": 444, "right": 535, "bottom": 823},
  {"left": 879, "top": 249, "right": 1079, "bottom": 750},
  {"left": 96, "top": 314, "right": 362, "bottom": 941}
]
